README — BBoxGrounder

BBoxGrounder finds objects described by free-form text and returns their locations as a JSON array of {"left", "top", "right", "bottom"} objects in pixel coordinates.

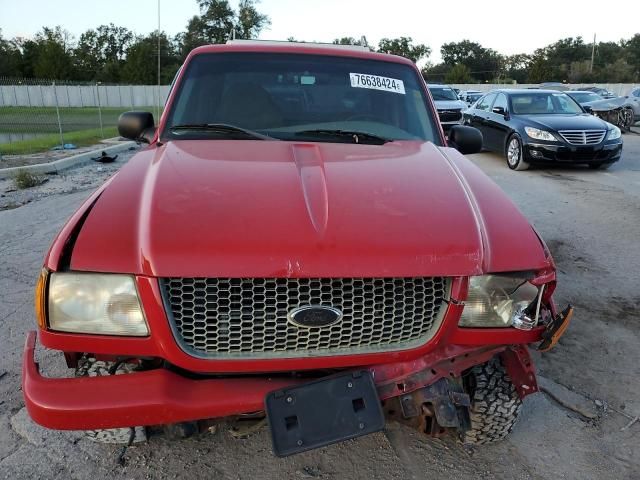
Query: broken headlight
[
  {"left": 459, "top": 275, "right": 542, "bottom": 330},
  {"left": 48, "top": 273, "right": 148, "bottom": 336}
]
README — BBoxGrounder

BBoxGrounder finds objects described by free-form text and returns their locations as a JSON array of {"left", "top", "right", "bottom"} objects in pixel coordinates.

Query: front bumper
[
  {"left": 523, "top": 140, "right": 623, "bottom": 164},
  {"left": 22, "top": 330, "right": 537, "bottom": 431}
]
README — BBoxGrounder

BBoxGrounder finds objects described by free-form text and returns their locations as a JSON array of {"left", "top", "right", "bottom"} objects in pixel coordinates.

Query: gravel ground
[{"left": 1, "top": 135, "right": 639, "bottom": 479}]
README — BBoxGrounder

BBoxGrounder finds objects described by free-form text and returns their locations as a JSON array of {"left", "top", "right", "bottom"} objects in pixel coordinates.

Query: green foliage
[
  {"left": 333, "top": 37, "right": 369, "bottom": 47},
  {"left": 377, "top": 37, "right": 430, "bottom": 63},
  {"left": 121, "top": 32, "right": 180, "bottom": 85},
  {"left": 440, "top": 40, "right": 501, "bottom": 82},
  {"left": 12, "top": 170, "right": 43, "bottom": 189},
  {"left": 445, "top": 64, "right": 472, "bottom": 84}
]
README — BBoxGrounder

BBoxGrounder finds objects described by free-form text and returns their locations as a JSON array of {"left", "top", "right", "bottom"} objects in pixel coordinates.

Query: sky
[{"left": 1, "top": 0, "right": 638, "bottom": 63}]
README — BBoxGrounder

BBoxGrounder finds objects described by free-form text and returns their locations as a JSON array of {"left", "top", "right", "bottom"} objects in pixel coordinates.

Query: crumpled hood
[
  {"left": 433, "top": 100, "right": 467, "bottom": 111},
  {"left": 68, "top": 140, "right": 549, "bottom": 277}
]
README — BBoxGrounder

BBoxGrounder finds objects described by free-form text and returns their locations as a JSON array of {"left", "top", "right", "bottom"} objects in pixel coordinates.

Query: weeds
[{"left": 13, "top": 170, "right": 43, "bottom": 189}]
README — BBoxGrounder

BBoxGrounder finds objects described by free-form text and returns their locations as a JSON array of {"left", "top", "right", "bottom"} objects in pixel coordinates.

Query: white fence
[
  {"left": 0, "top": 84, "right": 171, "bottom": 108},
  {"left": 450, "top": 83, "right": 638, "bottom": 96},
  {"left": 1, "top": 82, "right": 638, "bottom": 108}
]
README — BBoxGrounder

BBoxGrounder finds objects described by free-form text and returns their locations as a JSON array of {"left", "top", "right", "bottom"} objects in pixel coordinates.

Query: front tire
[
  {"left": 506, "top": 134, "right": 530, "bottom": 171},
  {"left": 460, "top": 357, "right": 522, "bottom": 445}
]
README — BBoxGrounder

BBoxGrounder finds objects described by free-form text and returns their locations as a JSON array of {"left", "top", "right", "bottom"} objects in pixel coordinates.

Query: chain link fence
[{"left": 0, "top": 77, "right": 168, "bottom": 158}]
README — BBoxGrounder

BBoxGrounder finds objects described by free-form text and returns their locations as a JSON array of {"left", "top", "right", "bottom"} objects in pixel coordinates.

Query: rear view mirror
[
  {"left": 448, "top": 125, "right": 483, "bottom": 155},
  {"left": 118, "top": 111, "right": 156, "bottom": 143}
]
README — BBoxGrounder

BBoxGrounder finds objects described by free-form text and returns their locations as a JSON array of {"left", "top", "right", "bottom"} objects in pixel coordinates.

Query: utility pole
[
  {"left": 157, "top": 0, "right": 161, "bottom": 123},
  {"left": 590, "top": 33, "right": 596, "bottom": 73}
]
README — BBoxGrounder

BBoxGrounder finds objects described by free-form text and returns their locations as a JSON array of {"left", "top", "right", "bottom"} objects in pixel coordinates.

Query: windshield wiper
[
  {"left": 294, "top": 129, "right": 390, "bottom": 145},
  {"left": 169, "top": 123, "right": 276, "bottom": 140}
]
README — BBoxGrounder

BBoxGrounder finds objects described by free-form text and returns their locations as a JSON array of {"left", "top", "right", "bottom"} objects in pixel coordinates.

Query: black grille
[
  {"left": 161, "top": 277, "right": 449, "bottom": 358},
  {"left": 437, "top": 109, "right": 463, "bottom": 122}
]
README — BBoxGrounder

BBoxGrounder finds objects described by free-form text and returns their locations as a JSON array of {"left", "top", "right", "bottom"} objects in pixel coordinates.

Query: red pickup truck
[{"left": 23, "top": 40, "right": 572, "bottom": 456}]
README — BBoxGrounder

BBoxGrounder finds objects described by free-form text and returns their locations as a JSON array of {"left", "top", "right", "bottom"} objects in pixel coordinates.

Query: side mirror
[
  {"left": 583, "top": 105, "right": 593, "bottom": 114},
  {"left": 492, "top": 106, "right": 506, "bottom": 116},
  {"left": 448, "top": 125, "right": 483, "bottom": 155},
  {"left": 118, "top": 111, "right": 156, "bottom": 143}
]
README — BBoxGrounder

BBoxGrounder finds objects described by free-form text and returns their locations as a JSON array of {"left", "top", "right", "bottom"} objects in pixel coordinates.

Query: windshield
[
  {"left": 428, "top": 87, "right": 459, "bottom": 101},
  {"left": 468, "top": 93, "right": 483, "bottom": 102},
  {"left": 570, "top": 92, "right": 601, "bottom": 103},
  {"left": 510, "top": 92, "right": 584, "bottom": 115},
  {"left": 163, "top": 52, "right": 438, "bottom": 143}
]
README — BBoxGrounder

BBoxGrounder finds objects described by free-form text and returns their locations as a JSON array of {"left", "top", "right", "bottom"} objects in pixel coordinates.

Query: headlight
[
  {"left": 524, "top": 127, "right": 556, "bottom": 141},
  {"left": 459, "top": 275, "right": 541, "bottom": 329},
  {"left": 607, "top": 126, "right": 621, "bottom": 140},
  {"left": 48, "top": 273, "right": 148, "bottom": 336}
]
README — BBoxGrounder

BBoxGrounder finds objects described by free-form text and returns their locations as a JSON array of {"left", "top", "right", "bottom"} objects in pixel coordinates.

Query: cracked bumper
[
  {"left": 22, "top": 331, "right": 303, "bottom": 430},
  {"left": 23, "top": 330, "right": 539, "bottom": 431}
]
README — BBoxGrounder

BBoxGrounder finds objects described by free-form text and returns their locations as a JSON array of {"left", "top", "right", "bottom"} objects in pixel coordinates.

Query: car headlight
[
  {"left": 459, "top": 275, "right": 542, "bottom": 330},
  {"left": 607, "top": 126, "right": 621, "bottom": 140},
  {"left": 524, "top": 127, "right": 556, "bottom": 141},
  {"left": 48, "top": 273, "right": 148, "bottom": 336}
]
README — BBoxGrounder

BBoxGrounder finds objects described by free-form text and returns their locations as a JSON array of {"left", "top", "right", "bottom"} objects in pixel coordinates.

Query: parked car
[
  {"left": 566, "top": 90, "right": 604, "bottom": 106},
  {"left": 459, "top": 90, "right": 484, "bottom": 105},
  {"left": 463, "top": 89, "right": 623, "bottom": 170},
  {"left": 539, "top": 82, "right": 570, "bottom": 91},
  {"left": 581, "top": 86, "right": 616, "bottom": 99},
  {"left": 24, "top": 41, "right": 572, "bottom": 457},
  {"left": 427, "top": 83, "right": 468, "bottom": 130}
]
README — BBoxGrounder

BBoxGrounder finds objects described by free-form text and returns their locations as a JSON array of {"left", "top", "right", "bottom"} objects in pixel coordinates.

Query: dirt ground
[{"left": 1, "top": 134, "right": 639, "bottom": 479}]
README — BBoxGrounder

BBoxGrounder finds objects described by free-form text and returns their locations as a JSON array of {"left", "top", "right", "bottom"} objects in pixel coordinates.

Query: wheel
[
  {"left": 75, "top": 357, "right": 147, "bottom": 444},
  {"left": 505, "top": 134, "right": 529, "bottom": 171},
  {"left": 620, "top": 107, "right": 634, "bottom": 132},
  {"left": 460, "top": 357, "right": 522, "bottom": 445},
  {"left": 589, "top": 162, "right": 613, "bottom": 170}
]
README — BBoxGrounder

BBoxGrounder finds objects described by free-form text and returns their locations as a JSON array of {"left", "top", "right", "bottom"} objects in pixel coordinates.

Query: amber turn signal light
[{"left": 35, "top": 269, "right": 49, "bottom": 330}]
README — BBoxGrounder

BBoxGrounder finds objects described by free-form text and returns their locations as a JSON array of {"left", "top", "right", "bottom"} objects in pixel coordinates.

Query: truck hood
[{"left": 68, "top": 140, "right": 549, "bottom": 277}]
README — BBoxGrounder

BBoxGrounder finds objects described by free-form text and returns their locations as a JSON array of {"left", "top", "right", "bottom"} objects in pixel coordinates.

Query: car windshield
[
  {"left": 429, "top": 87, "right": 459, "bottom": 101},
  {"left": 163, "top": 52, "right": 438, "bottom": 143},
  {"left": 571, "top": 92, "right": 601, "bottom": 103},
  {"left": 468, "top": 93, "right": 482, "bottom": 101},
  {"left": 510, "top": 92, "right": 583, "bottom": 115}
]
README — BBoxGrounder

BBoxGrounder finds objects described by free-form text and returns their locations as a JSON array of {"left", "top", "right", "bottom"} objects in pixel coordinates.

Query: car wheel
[
  {"left": 505, "top": 134, "right": 529, "bottom": 171},
  {"left": 75, "top": 357, "right": 147, "bottom": 444},
  {"left": 460, "top": 357, "right": 522, "bottom": 445}
]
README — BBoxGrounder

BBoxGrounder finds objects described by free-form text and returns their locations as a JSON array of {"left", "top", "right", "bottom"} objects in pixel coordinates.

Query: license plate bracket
[{"left": 265, "top": 370, "right": 384, "bottom": 457}]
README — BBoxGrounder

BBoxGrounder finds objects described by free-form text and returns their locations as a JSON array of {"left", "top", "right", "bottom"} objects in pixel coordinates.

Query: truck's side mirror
[
  {"left": 118, "top": 111, "right": 156, "bottom": 143},
  {"left": 448, "top": 125, "right": 483, "bottom": 155}
]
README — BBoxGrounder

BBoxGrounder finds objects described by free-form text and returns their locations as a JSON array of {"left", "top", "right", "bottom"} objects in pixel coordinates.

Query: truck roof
[{"left": 187, "top": 40, "right": 415, "bottom": 66}]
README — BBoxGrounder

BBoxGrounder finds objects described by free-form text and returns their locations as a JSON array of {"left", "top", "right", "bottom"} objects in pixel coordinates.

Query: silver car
[{"left": 427, "top": 84, "right": 468, "bottom": 130}]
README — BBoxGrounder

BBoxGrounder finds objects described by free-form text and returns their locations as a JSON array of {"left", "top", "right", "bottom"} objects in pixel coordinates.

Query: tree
[
  {"left": 440, "top": 40, "right": 501, "bottom": 82},
  {"left": 503, "top": 54, "right": 531, "bottom": 84},
  {"left": 445, "top": 64, "right": 472, "bottom": 84},
  {"left": 333, "top": 36, "right": 369, "bottom": 47},
  {"left": 377, "top": 37, "right": 430, "bottom": 63},
  {"left": 236, "top": 0, "right": 270, "bottom": 39},
  {"left": 24, "top": 27, "right": 75, "bottom": 79},
  {"left": 122, "top": 32, "right": 180, "bottom": 84},
  {"left": 0, "top": 29, "right": 24, "bottom": 77},
  {"left": 177, "top": 0, "right": 270, "bottom": 58},
  {"left": 75, "top": 24, "right": 133, "bottom": 81}
]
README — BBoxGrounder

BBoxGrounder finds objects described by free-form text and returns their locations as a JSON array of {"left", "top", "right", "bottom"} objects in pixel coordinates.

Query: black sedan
[{"left": 463, "top": 89, "right": 623, "bottom": 170}]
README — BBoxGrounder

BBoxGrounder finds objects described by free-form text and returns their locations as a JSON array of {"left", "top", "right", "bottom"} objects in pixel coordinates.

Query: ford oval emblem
[{"left": 288, "top": 305, "right": 343, "bottom": 328}]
